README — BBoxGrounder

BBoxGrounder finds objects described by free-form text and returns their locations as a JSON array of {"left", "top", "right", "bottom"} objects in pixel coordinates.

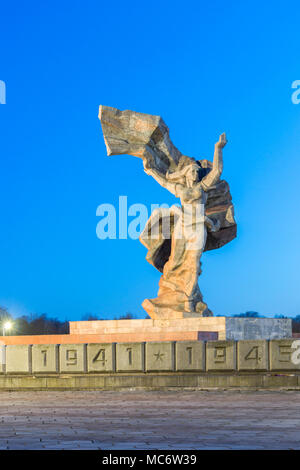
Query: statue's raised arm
[{"left": 201, "top": 133, "right": 227, "bottom": 190}]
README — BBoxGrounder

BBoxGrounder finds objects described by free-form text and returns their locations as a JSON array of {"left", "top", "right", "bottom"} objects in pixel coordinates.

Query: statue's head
[
  {"left": 185, "top": 163, "right": 200, "bottom": 185},
  {"left": 167, "top": 158, "right": 204, "bottom": 186}
]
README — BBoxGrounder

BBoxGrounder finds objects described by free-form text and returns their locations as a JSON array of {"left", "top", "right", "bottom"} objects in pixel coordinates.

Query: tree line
[{"left": 0, "top": 308, "right": 137, "bottom": 335}]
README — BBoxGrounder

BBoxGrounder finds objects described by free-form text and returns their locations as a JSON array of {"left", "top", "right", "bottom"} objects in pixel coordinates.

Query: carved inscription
[
  {"left": 66, "top": 349, "right": 77, "bottom": 366},
  {"left": 214, "top": 346, "right": 226, "bottom": 363},
  {"left": 93, "top": 348, "right": 106, "bottom": 365}
]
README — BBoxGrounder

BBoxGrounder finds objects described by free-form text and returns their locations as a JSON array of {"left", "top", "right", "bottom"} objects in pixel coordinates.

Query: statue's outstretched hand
[{"left": 216, "top": 133, "right": 228, "bottom": 149}]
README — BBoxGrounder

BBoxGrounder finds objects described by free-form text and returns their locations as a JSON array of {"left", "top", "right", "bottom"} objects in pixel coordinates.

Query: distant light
[{"left": 3, "top": 322, "right": 12, "bottom": 331}]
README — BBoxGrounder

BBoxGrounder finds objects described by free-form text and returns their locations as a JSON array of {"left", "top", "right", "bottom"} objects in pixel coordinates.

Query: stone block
[
  {"left": 176, "top": 341, "right": 205, "bottom": 371},
  {"left": 237, "top": 340, "right": 268, "bottom": 371},
  {"left": 116, "top": 343, "right": 144, "bottom": 372},
  {"left": 269, "top": 339, "right": 300, "bottom": 371},
  {"left": 59, "top": 344, "right": 86, "bottom": 373},
  {"left": 6, "top": 345, "right": 31, "bottom": 374},
  {"left": 32, "top": 345, "right": 59, "bottom": 373},
  {"left": 87, "top": 343, "right": 115, "bottom": 373},
  {"left": 225, "top": 318, "right": 292, "bottom": 340},
  {"left": 69, "top": 317, "right": 227, "bottom": 340},
  {"left": 197, "top": 332, "right": 218, "bottom": 340},
  {"left": 146, "top": 342, "right": 174, "bottom": 372},
  {"left": 206, "top": 341, "right": 236, "bottom": 371}
]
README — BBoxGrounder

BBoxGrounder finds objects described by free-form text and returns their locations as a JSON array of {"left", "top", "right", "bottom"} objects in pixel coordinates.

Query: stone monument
[{"left": 99, "top": 105, "right": 236, "bottom": 320}]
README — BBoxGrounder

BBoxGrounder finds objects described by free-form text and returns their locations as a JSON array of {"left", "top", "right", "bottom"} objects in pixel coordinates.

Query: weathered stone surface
[
  {"left": 1, "top": 372, "right": 300, "bottom": 392},
  {"left": 116, "top": 343, "right": 144, "bottom": 372},
  {"left": 99, "top": 106, "right": 236, "bottom": 320},
  {"left": 176, "top": 341, "right": 205, "bottom": 371},
  {"left": 269, "top": 339, "right": 300, "bottom": 371},
  {"left": 226, "top": 318, "right": 292, "bottom": 340},
  {"left": 206, "top": 341, "right": 236, "bottom": 371},
  {"left": 32, "top": 345, "right": 58, "bottom": 373},
  {"left": 87, "top": 343, "right": 115, "bottom": 373},
  {"left": 6, "top": 345, "right": 31, "bottom": 374},
  {"left": 59, "top": 344, "right": 86, "bottom": 373},
  {"left": 237, "top": 340, "right": 268, "bottom": 371},
  {"left": 145, "top": 342, "right": 174, "bottom": 371}
]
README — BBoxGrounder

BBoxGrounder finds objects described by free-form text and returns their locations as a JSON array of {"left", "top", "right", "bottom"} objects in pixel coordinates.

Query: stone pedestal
[
  {"left": 69, "top": 317, "right": 226, "bottom": 340},
  {"left": 0, "top": 318, "right": 292, "bottom": 346},
  {"left": 69, "top": 317, "right": 292, "bottom": 342}
]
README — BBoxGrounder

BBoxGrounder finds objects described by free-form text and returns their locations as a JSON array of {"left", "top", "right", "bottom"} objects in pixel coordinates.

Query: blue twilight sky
[{"left": 0, "top": 0, "right": 300, "bottom": 321}]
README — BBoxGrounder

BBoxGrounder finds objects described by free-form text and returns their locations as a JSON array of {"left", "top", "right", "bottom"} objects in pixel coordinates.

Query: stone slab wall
[{"left": 1, "top": 339, "right": 300, "bottom": 375}]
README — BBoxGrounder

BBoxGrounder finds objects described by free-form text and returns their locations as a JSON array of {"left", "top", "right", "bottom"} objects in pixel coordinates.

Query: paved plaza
[{"left": 0, "top": 390, "right": 299, "bottom": 449}]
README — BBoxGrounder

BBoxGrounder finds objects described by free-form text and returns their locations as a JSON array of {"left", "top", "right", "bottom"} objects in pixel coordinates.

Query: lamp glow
[{"left": 2, "top": 321, "right": 13, "bottom": 336}]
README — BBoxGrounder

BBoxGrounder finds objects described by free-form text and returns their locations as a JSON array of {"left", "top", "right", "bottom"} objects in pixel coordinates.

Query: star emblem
[{"left": 154, "top": 351, "right": 164, "bottom": 362}]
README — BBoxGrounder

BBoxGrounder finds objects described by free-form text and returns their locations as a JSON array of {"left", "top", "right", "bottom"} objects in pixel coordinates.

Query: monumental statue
[{"left": 99, "top": 106, "right": 236, "bottom": 320}]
